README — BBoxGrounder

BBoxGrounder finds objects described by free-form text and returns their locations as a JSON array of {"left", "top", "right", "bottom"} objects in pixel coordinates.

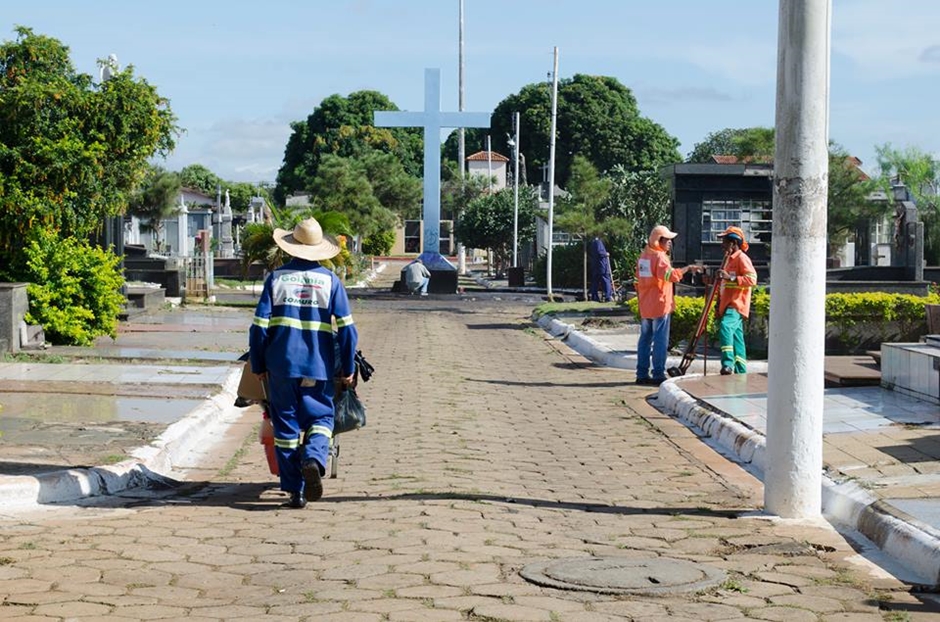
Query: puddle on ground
[{"left": 0, "top": 392, "right": 205, "bottom": 425}]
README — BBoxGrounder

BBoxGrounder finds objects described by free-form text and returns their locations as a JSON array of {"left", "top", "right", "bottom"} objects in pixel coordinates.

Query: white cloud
[
  {"left": 165, "top": 117, "right": 292, "bottom": 183},
  {"left": 833, "top": 0, "right": 940, "bottom": 78}
]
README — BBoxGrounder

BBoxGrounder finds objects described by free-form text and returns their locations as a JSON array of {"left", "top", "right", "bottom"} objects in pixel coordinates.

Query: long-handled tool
[{"left": 667, "top": 254, "right": 729, "bottom": 377}]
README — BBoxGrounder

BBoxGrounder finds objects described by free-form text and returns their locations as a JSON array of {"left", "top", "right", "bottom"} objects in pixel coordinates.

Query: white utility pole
[
  {"left": 546, "top": 47, "right": 559, "bottom": 300},
  {"left": 457, "top": 0, "right": 467, "bottom": 274},
  {"left": 765, "top": 0, "right": 831, "bottom": 518},
  {"left": 512, "top": 111, "right": 520, "bottom": 268}
]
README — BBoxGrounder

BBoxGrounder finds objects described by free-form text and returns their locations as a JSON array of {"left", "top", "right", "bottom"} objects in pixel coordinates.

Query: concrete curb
[
  {"left": 1, "top": 366, "right": 244, "bottom": 512},
  {"left": 657, "top": 380, "right": 940, "bottom": 584},
  {"left": 538, "top": 314, "right": 940, "bottom": 584}
]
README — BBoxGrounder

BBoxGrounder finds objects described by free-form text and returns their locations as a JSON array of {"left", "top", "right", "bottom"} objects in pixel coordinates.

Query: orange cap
[
  {"left": 717, "top": 226, "right": 748, "bottom": 251},
  {"left": 648, "top": 225, "right": 678, "bottom": 248}
]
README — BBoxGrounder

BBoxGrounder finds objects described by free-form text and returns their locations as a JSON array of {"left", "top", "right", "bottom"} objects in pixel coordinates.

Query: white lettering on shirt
[
  {"left": 272, "top": 271, "right": 331, "bottom": 308},
  {"left": 637, "top": 258, "right": 652, "bottom": 278}
]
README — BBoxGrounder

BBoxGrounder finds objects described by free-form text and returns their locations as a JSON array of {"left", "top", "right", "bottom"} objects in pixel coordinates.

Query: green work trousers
[{"left": 719, "top": 308, "right": 747, "bottom": 373}]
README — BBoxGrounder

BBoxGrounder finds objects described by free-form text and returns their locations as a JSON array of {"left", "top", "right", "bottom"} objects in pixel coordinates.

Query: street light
[{"left": 508, "top": 111, "right": 520, "bottom": 268}]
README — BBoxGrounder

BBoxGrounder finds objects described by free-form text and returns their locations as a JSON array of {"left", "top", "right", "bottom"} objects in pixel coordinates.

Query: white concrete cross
[{"left": 374, "top": 68, "right": 490, "bottom": 268}]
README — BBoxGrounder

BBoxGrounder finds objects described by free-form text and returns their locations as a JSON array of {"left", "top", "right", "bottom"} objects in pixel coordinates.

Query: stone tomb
[{"left": 881, "top": 336, "right": 940, "bottom": 404}]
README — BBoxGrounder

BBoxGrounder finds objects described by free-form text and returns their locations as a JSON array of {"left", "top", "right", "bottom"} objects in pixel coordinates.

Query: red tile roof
[{"left": 466, "top": 150, "right": 510, "bottom": 162}]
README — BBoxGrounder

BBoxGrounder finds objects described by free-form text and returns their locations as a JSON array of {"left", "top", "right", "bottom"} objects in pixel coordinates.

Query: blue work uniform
[
  {"left": 249, "top": 258, "right": 358, "bottom": 496},
  {"left": 588, "top": 237, "right": 613, "bottom": 302}
]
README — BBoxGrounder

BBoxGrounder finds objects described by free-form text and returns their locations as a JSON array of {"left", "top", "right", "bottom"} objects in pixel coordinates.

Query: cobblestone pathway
[{"left": 1, "top": 297, "right": 936, "bottom": 621}]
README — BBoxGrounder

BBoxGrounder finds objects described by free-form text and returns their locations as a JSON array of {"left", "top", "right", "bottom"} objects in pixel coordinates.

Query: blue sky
[{"left": 5, "top": 1, "right": 939, "bottom": 184}]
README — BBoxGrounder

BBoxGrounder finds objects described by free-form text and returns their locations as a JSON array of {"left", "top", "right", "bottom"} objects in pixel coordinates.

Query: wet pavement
[{"left": 0, "top": 262, "right": 939, "bottom": 620}]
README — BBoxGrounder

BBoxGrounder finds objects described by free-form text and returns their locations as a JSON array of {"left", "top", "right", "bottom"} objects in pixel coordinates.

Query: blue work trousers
[
  {"left": 267, "top": 376, "right": 334, "bottom": 495},
  {"left": 636, "top": 314, "right": 671, "bottom": 381}
]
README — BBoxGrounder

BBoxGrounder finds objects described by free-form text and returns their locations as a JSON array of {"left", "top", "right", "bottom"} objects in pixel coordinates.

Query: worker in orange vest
[
  {"left": 715, "top": 226, "right": 757, "bottom": 375},
  {"left": 634, "top": 225, "right": 702, "bottom": 385}
]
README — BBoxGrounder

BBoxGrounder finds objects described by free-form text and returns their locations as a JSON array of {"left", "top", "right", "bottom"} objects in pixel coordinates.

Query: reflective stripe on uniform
[
  {"left": 306, "top": 425, "right": 333, "bottom": 440},
  {"left": 335, "top": 314, "right": 355, "bottom": 328},
  {"left": 274, "top": 436, "right": 302, "bottom": 449},
  {"left": 268, "top": 317, "right": 333, "bottom": 332},
  {"left": 253, "top": 316, "right": 270, "bottom": 328}
]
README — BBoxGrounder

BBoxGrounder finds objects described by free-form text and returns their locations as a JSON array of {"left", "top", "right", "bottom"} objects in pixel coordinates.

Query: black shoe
[
  {"left": 283, "top": 491, "right": 307, "bottom": 509},
  {"left": 650, "top": 377, "right": 666, "bottom": 386},
  {"left": 720, "top": 367, "right": 733, "bottom": 376},
  {"left": 302, "top": 461, "right": 323, "bottom": 502},
  {"left": 636, "top": 377, "right": 662, "bottom": 386},
  {"left": 636, "top": 377, "right": 652, "bottom": 385}
]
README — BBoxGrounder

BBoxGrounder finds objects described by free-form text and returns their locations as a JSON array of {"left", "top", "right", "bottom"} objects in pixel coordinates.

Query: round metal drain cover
[{"left": 520, "top": 556, "right": 726, "bottom": 595}]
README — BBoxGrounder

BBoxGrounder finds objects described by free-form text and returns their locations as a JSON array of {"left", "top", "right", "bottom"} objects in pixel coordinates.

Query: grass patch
[
  {"left": 217, "top": 425, "right": 256, "bottom": 478},
  {"left": 0, "top": 556, "right": 15, "bottom": 565},
  {"left": 1, "top": 352, "right": 67, "bottom": 364},
  {"left": 98, "top": 455, "right": 126, "bottom": 465},
  {"left": 532, "top": 301, "right": 608, "bottom": 319}
]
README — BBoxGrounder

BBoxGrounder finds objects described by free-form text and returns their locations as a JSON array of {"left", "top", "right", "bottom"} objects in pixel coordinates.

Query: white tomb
[{"left": 881, "top": 337, "right": 940, "bottom": 404}]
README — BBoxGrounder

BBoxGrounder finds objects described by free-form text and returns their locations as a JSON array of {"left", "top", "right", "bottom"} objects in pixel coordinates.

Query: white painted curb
[
  {"left": 537, "top": 314, "right": 940, "bottom": 584},
  {"left": 0, "top": 366, "right": 244, "bottom": 511}
]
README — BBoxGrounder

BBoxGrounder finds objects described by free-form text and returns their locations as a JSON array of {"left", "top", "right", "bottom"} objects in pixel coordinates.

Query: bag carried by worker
[{"left": 333, "top": 387, "right": 367, "bottom": 434}]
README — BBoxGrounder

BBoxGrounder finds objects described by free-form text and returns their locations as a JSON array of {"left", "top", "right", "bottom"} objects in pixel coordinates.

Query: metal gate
[{"left": 184, "top": 253, "right": 214, "bottom": 300}]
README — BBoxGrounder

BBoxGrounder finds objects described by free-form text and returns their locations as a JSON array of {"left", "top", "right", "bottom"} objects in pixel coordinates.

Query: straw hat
[{"left": 273, "top": 218, "right": 341, "bottom": 261}]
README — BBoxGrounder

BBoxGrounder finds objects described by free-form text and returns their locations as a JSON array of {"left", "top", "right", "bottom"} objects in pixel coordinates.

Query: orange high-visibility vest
[
  {"left": 717, "top": 249, "right": 757, "bottom": 318},
  {"left": 635, "top": 245, "right": 686, "bottom": 319}
]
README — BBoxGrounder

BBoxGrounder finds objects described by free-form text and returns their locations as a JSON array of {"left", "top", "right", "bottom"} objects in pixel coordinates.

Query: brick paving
[{"left": 1, "top": 290, "right": 939, "bottom": 620}]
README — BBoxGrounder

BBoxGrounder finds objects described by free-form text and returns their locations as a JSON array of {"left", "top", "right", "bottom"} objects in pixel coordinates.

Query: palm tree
[{"left": 240, "top": 205, "right": 354, "bottom": 278}]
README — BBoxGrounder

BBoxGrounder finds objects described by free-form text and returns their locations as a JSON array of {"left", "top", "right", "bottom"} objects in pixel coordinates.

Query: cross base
[{"left": 419, "top": 252, "right": 458, "bottom": 294}]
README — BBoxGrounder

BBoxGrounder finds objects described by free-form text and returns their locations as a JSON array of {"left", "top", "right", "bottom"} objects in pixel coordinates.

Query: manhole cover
[{"left": 520, "top": 556, "right": 726, "bottom": 595}]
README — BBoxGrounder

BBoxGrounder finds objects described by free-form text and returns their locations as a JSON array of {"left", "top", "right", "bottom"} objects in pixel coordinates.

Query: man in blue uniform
[{"left": 249, "top": 218, "right": 358, "bottom": 508}]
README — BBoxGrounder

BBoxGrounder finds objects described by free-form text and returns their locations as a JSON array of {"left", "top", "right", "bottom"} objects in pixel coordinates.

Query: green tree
[
  {"left": 127, "top": 165, "right": 182, "bottom": 252},
  {"left": 827, "top": 143, "right": 879, "bottom": 255},
  {"left": 602, "top": 166, "right": 672, "bottom": 283},
  {"left": 274, "top": 90, "right": 422, "bottom": 204},
  {"left": 456, "top": 187, "right": 540, "bottom": 274},
  {"left": 0, "top": 27, "right": 177, "bottom": 344},
  {"left": 874, "top": 144, "right": 940, "bottom": 264},
  {"left": 555, "top": 156, "right": 630, "bottom": 298},
  {"left": 356, "top": 151, "right": 422, "bottom": 220},
  {"left": 462, "top": 75, "right": 680, "bottom": 188},
  {"left": 686, "top": 127, "right": 775, "bottom": 162},
  {"left": 307, "top": 154, "right": 397, "bottom": 240},
  {"left": 179, "top": 163, "right": 221, "bottom": 196},
  {"left": 240, "top": 206, "right": 353, "bottom": 276}
]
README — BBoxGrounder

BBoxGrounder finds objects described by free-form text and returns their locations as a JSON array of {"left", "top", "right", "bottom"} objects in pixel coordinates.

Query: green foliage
[
  {"left": 602, "top": 166, "right": 672, "bottom": 284},
  {"left": 0, "top": 27, "right": 177, "bottom": 265},
  {"left": 456, "top": 186, "right": 540, "bottom": 272},
  {"left": 457, "top": 74, "right": 680, "bottom": 188},
  {"left": 179, "top": 163, "right": 221, "bottom": 196},
  {"left": 362, "top": 229, "right": 396, "bottom": 256},
  {"left": 239, "top": 208, "right": 353, "bottom": 277},
  {"left": 127, "top": 164, "right": 182, "bottom": 251},
  {"left": 274, "top": 90, "right": 422, "bottom": 205},
  {"left": 532, "top": 243, "right": 586, "bottom": 289},
  {"left": 625, "top": 295, "right": 718, "bottom": 349},
  {"left": 0, "top": 27, "right": 175, "bottom": 342},
  {"left": 308, "top": 154, "right": 398, "bottom": 239},
  {"left": 19, "top": 229, "right": 124, "bottom": 346},
  {"left": 827, "top": 143, "right": 881, "bottom": 252},
  {"left": 686, "top": 127, "right": 774, "bottom": 162},
  {"left": 874, "top": 143, "right": 940, "bottom": 264}
]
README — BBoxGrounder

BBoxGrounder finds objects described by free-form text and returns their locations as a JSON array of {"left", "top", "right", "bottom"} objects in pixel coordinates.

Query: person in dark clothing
[{"left": 588, "top": 236, "right": 614, "bottom": 302}]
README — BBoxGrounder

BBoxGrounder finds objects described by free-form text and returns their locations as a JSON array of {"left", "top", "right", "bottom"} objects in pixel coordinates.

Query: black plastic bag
[{"left": 334, "top": 387, "right": 366, "bottom": 434}]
